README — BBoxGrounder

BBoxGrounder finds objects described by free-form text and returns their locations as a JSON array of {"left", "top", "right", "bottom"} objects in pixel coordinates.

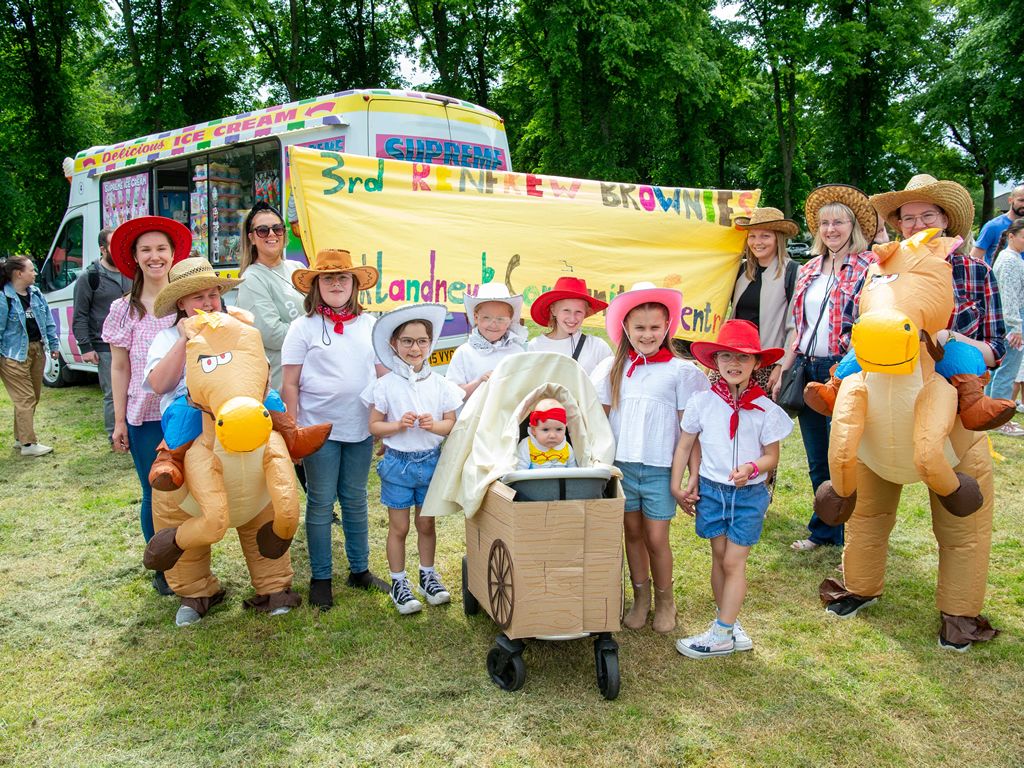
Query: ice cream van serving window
[{"left": 99, "top": 140, "right": 282, "bottom": 269}]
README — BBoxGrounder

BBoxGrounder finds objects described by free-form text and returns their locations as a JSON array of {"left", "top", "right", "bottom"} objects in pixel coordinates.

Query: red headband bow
[{"left": 530, "top": 407, "right": 566, "bottom": 426}]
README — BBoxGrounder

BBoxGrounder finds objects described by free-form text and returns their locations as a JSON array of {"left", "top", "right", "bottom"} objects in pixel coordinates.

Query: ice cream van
[{"left": 39, "top": 88, "right": 511, "bottom": 386}]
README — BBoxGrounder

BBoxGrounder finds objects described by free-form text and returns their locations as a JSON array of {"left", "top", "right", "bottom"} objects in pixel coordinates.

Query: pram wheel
[
  {"left": 594, "top": 633, "right": 620, "bottom": 701},
  {"left": 487, "top": 633, "right": 526, "bottom": 692},
  {"left": 462, "top": 555, "right": 480, "bottom": 615}
]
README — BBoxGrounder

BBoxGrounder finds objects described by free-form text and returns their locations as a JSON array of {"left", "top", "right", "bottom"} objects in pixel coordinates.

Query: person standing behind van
[
  {"left": 1, "top": 256, "right": 59, "bottom": 457},
  {"left": 236, "top": 202, "right": 304, "bottom": 390},
  {"left": 72, "top": 227, "right": 132, "bottom": 442}
]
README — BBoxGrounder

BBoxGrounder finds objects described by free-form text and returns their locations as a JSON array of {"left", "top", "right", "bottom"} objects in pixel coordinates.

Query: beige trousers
[{"left": 0, "top": 341, "right": 44, "bottom": 444}]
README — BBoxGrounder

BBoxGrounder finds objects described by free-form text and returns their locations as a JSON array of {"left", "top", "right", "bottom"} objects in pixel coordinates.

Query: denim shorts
[
  {"left": 377, "top": 447, "right": 441, "bottom": 510},
  {"left": 615, "top": 461, "right": 675, "bottom": 521},
  {"left": 694, "top": 476, "right": 770, "bottom": 547}
]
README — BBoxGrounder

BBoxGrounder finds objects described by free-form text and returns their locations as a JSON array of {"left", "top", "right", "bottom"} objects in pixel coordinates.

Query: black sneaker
[
  {"left": 309, "top": 578, "right": 334, "bottom": 610},
  {"left": 825, "top": 595, "right": 878, "bottom": 619},
  {"left": 152, "top": 571, "right": 174, "bottom": 596},
  {"left": 938, "top": 634, "right": 971, "bottom": 653},
  {"left": 390, "top": 577, "right": 422, "bottom": 615},
  {"left": 346, "top": 569, "right": 390, "bottom": 593},
  {"left": 418, "top": 569, "right": 451, "bottom": 606}
]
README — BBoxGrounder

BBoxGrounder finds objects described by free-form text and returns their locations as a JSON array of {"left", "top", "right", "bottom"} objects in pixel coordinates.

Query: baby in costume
[{"left": 516, "top": 397, "right": 577, "bottom": 469}]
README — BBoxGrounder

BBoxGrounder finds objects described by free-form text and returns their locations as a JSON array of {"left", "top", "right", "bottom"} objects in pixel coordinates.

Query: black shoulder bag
[
  {"left": 777, "top": 271, "right": 832, "bottom": 415},
  {"left": 571, "top": 333, "right": 587, "bottom": 361}
]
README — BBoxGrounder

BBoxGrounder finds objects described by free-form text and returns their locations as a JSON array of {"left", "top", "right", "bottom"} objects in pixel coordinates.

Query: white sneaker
[
  {"left": 733, "top": 620, "right": 753, "bottom": 652},
  {"left": 20, "top": 443, "right": 53, "bottom": 457},
  {"left": 676, "top": 627, "right": 736, "bottom": 659},
  {"left": 1016, "top": 402, "right": 1024, "bottom": 414},
  {"left": 390, "top": 577, "right": 422, "bottom": 615},
  {"left": 12, "top": 441, "right": 21, "bottom": 450},
  {"left": 418, "top": 569, "right": 451, "bottom": 606}
]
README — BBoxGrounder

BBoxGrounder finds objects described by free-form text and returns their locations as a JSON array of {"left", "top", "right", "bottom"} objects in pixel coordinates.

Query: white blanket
[{"left": 422, "top": 351, "right": 618, "bottom": 518}]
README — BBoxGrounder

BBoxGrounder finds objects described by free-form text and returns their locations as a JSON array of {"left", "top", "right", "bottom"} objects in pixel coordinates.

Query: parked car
[{"left": 787, "top": 241, "right": 811, "bottom": 262}]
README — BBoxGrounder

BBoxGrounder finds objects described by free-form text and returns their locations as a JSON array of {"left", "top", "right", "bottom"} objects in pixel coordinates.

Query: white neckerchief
[{"left": 467, "top": 326, "right": 527, "bottom": 352}]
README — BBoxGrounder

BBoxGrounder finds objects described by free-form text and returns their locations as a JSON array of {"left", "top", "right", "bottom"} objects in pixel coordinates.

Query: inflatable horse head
[
  {"left": 183, "top": 309, "right": 272, "bottom": 452},
  {"left": 850, "top": 228, "right": 957, "bottom": 375}
]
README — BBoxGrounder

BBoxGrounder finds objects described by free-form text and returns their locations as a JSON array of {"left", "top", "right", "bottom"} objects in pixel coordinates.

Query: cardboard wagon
[{"left": 423, "top": 352, "right": 625, "bottom": 699}]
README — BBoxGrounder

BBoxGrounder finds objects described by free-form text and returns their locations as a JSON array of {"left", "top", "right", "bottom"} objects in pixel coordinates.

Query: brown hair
[
  {"left": 390, "top": 319, "right": 433, "bottom": 346},
  {"left": 607, "top": 303, "right": 673, "bottom": 410},
  {"left": 127, "top": 230, "right": 174, "bottom": 319},
  {"left": 0, "top": 256, "right": 31, "bottom": 290},
  {"left": 742, "top": 231, "right": 789, "bottom": 281},
  {"left": 303, "top": 273, "right": 364, "bottom": 317}
]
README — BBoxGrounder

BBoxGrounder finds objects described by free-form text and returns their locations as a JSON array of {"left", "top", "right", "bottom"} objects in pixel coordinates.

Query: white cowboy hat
[
  {"left": 372, "top": 303, "right": 450, "bottom": 373},
  {"left": 463, "top": 283, "right": 524, "bottom": 327}
]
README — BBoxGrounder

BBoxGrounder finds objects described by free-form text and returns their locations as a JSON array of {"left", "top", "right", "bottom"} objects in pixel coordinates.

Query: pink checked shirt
[{"left": 102, "top": 297, "right": 174, "bottom": 426}]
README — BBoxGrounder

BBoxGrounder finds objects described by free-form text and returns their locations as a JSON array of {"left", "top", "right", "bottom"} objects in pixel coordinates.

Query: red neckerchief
[
  {"left": 711, "top": 377, "right": 766, "bottom": 438},
  {"left": 317, "top": 304, "right": 356, "bottom": 334},
  {"left": 626, "top": 347, "right": 674, "bottom": 377},
  {"left": 530, "top": 407, "right": 566, "bottom": 426}
]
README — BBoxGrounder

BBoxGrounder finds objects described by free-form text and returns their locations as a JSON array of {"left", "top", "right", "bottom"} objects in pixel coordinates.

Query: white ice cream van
[{"left": 39, "top": 88, "right": 511, "bottom": 385}]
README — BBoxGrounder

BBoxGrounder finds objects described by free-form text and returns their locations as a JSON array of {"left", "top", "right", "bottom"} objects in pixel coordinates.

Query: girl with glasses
[
  {"left": 236, "top": 202, "right": 304, "bottom": 389},
  {"left": 446, "top": 283, "right": 526, "bottom": 398}
]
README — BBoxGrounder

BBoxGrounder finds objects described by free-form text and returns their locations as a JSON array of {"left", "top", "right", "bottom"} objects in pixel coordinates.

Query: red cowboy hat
[
  {"left": 691, "top": 319, "right": 784, "bottom": 370},
  {"left": 109, "top": 216, "right": 192, "bottom": 279},
  {"left": 528, "top": 276, "right": 608, "bottom": 326}
]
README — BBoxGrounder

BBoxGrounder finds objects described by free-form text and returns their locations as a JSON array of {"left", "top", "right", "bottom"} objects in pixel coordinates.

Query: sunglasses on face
[{"left": 251, "top": 224, "right": 285, "bottom": 238}]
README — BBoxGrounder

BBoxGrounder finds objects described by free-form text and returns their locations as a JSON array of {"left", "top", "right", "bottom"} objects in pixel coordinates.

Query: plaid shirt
[
  {"left": 791, "top": 251, "right": 877, "bottom": 357},
  {"left": 839, "top": 252, "right": 1006, "bottom": 364}
]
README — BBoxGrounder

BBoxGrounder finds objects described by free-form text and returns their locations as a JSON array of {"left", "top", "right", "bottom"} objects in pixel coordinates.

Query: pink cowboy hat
[
  {"left": 605, "top": 282, "right": 683, "bottom": 347},
  {"left": 691, "top": 319, "right": 784, "bottom": 369}
]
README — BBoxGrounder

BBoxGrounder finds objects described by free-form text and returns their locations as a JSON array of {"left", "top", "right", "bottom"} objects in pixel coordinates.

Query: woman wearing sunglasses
[{"left": 236, "top": 202, "right": 304, "bottom": 389}]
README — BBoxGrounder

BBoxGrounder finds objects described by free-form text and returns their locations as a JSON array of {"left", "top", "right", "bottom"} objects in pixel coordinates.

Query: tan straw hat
[
  {"left": 291, "top": 249, "right": 380, "bottom": 294},
  {"left": 154, "top": 258, "right": 244, "bottom": 318},
  {"left": 734, "top": 207, "right": 799, "bottom": 238},
  {"left": 868, "top": 174, "right": 975, "bottom": 240},
  {"left": 805, "top": 184, "right": 875, "bottom": 240}
]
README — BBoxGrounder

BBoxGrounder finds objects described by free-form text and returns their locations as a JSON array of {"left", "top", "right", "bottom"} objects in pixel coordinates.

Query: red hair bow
[{"left": 530, "top": 407, "right": 566, "bottom": 426}]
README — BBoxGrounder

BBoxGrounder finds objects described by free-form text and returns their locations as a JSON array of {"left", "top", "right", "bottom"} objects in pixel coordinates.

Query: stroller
[{"left": 423, "top": 352, "right": 625, "bottom": 699}]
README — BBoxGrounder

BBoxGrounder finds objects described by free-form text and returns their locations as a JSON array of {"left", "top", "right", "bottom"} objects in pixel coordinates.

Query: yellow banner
[{"left": 289, "top": 147, "right": 760, "bottom": 341}]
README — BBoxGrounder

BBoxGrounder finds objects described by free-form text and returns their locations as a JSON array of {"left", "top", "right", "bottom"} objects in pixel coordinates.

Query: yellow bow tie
[{"left": 529, "top": 438, "right": 570, "bottom": 466}]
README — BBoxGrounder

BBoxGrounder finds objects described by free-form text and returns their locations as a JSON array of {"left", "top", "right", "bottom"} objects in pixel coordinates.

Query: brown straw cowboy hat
[
  {"left": 291, "top": 249, "right": 380, "bottom": 294},
  {"left": 154, "top": 258, "right": 244, "bottom": 318},
  {"left": 868, "top": 174, "right": 975, "bottom": 241},
  {"left": 734, "top": 207, "right": 799, "bottom": 238},
  {"left": 804, "top": 184, "right": 875, "bottom": 240}
]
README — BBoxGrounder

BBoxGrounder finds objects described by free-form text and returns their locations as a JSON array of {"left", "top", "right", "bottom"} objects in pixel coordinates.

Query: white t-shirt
[
  {"left": 516, "top": 436, "right": 577, "bottom": 469},
  {"left": 527, "top": 333, "right": 613, "bottom": 375},
  {"left": 681, "top": 389, "right": 794, "bottom": 485},
  {"left": 447, "top": 338, "right": 525, "bottom": 385},
  {"left": 591, "top": 356, "right": 709, "bottom": 467},
  {"left": 281, "top": 312, "right": 377, "bottom": 442},
  {"left": 143, "top": 326, "right": 188, "bottom": 415},
  {"left": 798, "top": 272, "right": 832, "bottom": 357},
  {"left": 361, "top": 371, "right": 465, "bottom": 452}
]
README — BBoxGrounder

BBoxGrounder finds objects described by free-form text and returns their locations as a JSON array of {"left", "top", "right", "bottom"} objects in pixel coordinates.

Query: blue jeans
[
  {"left": 127, "top": 420, "right": 164, "bottom": 542},
  {"left": 796, "top": 354, "right": 844, "bottom": 546},
  {"left": 986, "top": 340, "right": 1023, "bottom": 401},
  {"left": 303, "top": 436, "right": 374, "bottom": 580}
]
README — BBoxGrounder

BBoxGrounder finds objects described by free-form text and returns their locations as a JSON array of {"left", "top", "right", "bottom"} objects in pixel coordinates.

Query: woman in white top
[
  {"left": 447, "top": 282, "right": 526, "bottom": 398},
  {"left": 988, "top": 219, "right": 1024, "bottom": 427},
  {"left": 527, "top": 276, "right": 612, "bottom": 374},
  {"left": 281, "top": 249, "right": 387, "bottom": 610},
  {"left": 236, "top": 202, "right": 304, "bottom": 389}
]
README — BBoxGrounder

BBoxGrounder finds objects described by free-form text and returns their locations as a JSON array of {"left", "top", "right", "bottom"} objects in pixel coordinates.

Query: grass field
[{"left": 1, "top": 380, "right": 1022, "bottom": 768}]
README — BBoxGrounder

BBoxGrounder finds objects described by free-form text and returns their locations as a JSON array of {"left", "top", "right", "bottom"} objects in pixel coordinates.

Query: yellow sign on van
[{"left": 289, "top": 147, "right": 760, "bottom": 341}]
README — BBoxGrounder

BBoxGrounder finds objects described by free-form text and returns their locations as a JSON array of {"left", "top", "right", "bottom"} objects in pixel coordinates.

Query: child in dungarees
[
  {"left": 591, "top": 282, "right": 709, "bottom": 634},
  {"left": 362, "top": 304, "right": 465, "bottom": 614},
  {"left": 671, "top": 319, "right": 793, "bottom": 657},
  {"left": 516, "top": 397, "right": 577, "bottom": 469}
]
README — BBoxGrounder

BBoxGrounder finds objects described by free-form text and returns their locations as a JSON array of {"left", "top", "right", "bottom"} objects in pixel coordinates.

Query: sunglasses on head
[{"left": 251, "top": 224, "right": 286, "bottom": 238}]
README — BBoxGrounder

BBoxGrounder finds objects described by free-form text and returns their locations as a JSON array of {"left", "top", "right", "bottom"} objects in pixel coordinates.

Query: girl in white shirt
[
  {"left": 446, "top": 283, "right": 526, "bottom": 398},
  {"left": 671, "top": 319, "right": 792, "bottom": 658},
  {"left": 362, "top": 304, "right": 465, "bottom": 615},
  {"left": 528, "top": 276, "right": 612, "bottom": 374},
  {"left": 281, "top": 250, "right": 384, "bottom": 611},
  {"left": 591, "top": 282, "right": 709, "bottom": 634}
]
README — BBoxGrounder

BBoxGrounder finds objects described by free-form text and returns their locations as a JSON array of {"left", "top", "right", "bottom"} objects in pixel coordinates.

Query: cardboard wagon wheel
[{"left": 487, "top": 539, "right": 515, "bottom": 629}]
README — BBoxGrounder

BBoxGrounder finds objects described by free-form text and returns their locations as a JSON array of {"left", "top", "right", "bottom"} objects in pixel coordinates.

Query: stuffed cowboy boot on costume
[
  {"left": 148, "top": 410, "right": 330, "bottom": 491},
  {"left": 803, "top": 365, "right": 841, "bottom": 417},
  {"left": 948, "top": 373, "right": 1016, "bottom": 431}
]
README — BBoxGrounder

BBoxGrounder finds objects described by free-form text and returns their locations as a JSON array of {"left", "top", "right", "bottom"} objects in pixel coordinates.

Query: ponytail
[{"left": 0, "top": 256, "right": 31, "bottom": 290}]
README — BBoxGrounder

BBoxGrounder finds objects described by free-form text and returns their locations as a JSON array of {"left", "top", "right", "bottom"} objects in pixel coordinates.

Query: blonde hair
[
  {"left": 607, "top": 303, "right": 673, "bottom": 410},
  {"left": 810, "top": 202, "right": 869, "bottom": 256},
  {"left": 742, "top": 231, "right": 789, "bottom": 281}
]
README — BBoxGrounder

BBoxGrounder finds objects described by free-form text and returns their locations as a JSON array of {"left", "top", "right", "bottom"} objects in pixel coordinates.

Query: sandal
[{"left": 790, "top": 539, "right": 819, "bottom": 552}]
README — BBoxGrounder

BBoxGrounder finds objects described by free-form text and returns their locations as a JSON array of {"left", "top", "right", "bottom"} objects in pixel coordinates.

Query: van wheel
[{"left": 43, "top": 354, "right": 83, "bottom": 388}]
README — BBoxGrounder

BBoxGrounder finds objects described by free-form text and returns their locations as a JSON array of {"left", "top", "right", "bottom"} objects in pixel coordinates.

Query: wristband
[{"left": 748, "top": 462, "right": 759, "bottom": 479}]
